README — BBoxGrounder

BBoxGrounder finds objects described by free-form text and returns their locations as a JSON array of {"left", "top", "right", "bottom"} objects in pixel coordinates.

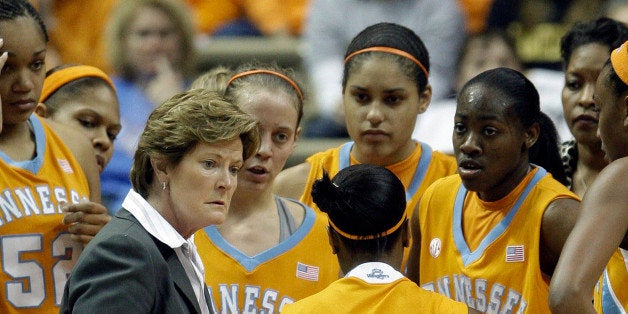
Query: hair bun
[{"left": 311, "top": 171, "right": 339, "bottom": 214}]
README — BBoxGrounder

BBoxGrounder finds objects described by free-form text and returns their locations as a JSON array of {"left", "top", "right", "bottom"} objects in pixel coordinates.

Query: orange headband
[
  {"left": 328, "top": 213, "right": 407, "bottom": 241},
  {"left": 344, "top": 46, "right": 429, "bottom": 79},
  {"left": 40, "top": 65, "right": 116, "bottom": 103},
  {"left": 226, "top": 69, "right": 304, "bottom": 101},
  {"left": 611, "top": 41, "right": 628, "bottom": 86}
]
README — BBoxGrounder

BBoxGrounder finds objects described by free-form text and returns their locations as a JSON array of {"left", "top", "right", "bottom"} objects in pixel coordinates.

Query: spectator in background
[
  {"left": 487, "top": 0, "right": 606, "bottom": 70},
  {"left": 29, "top": 0, "right": 119, "bottom": 72},
  {"left": 185, "top": 0, "right": 308, "bottom": 37},
  {"left": 101, "top": 0, "right": 197, "bottom": 213},
  {"left": 558, "top": 17, "right": 628, "bottom": 197},
  {"left": 301, "top": 0, "right": 465, "bottom": 138}
]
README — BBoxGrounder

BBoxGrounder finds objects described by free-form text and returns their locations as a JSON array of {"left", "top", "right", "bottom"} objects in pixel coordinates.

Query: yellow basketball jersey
[
  {"left": 417, "top": 167, "right": 578, "bottom": 313},
  {"left": 282, "top": 262, "right": 469, "bottom": 313},
  {"left": 0, "top": 115, "right": 90, "bottom": 313},
  {"left": 194, "top": 202, "right": 340, "bottom": 313},
  {"left": 304, "top": 141, "right": 456, "bottom": 269},
  {"left": 303, "top": 141, "right": 457, "bottom": 219},
  {"left": 594, "top": 248, "right": 628, "bottom": 313}
]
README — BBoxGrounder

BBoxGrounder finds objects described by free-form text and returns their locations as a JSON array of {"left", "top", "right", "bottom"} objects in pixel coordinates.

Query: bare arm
[
  {"left": 273, "top": 162, "right": 312, "bottom": 200},
  {"left": 49, "top": 120, "right": 101, "bottom": 202},
  {"left": 549, "top": 158, "right": 628, "bottom": 313},
  {"left": 539, "top": 196, "right": 580, "bottom": 277},
  {"left": 405, "top": 201, "right": 422, "bottom": 284},
  {"left": 49, "top": 121, "right": 110, "bottom": 244}
]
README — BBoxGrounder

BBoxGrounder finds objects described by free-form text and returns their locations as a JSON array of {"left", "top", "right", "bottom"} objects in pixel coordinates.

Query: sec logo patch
[{"left": 429, "top": 238, "right": 441, "bottom": 258}]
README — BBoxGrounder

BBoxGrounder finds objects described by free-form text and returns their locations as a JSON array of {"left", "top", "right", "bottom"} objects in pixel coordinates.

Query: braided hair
[{"left": 0, "top": 0, "right": 48, "bottom": 42}]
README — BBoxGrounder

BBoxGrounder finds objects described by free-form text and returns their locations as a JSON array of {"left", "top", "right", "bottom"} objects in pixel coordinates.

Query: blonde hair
[
  {"left": 105, "top": 0, "right": 196, "bottom": 79},
  {"left": 130, "top": 89, "right": 260, "bottom": 197},
  {"left": 189, "top": 66, "right": 233, "bottom": 92}
]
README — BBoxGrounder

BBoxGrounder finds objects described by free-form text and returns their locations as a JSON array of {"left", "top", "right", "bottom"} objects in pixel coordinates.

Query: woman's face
[
  {"left": 0, "top": 16, "right": 46, "bottom": 126},
  {"left": 235, "top": 88, "right": 300, "bottom": 193},
  {"left": 453, "top": 83, "right": 533, "bottom": 201},
  {"left": 595, "top": 65, "right": 628, "bottom": 162},
  {"left": 343, "top": 55, "right": 429, "bottom": 165},
  {"left": 41, "top": 85, "right": 121, "bottom": 173},
  {"left": 562, "top": 43, "right": 609, "bottom": 145},
  {"left": 165, "top": 138, "right": 243, "bottom": 237},
  {"left": 124, "top": 5, "right": 181, "bottom": 77}
]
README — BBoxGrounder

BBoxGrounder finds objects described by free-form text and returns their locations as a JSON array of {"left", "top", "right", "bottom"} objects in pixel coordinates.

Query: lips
[
  {"left": 362, "top": 129, "right": 388, "bottom": 141},
  {"left": 457, "top": 158, "right": 483, "bottom": 179},
  {"left": 9, "top": 99, "right": 37, "bottom": 111},
  {"left": 247, "top": 165, "right": 267, "bottom": 175},
  {"left": 95, "top": 155, "right": 105, "bottom": 173},
  {"left": 573, "top": 114, "right": 598, "bottom": 126}
]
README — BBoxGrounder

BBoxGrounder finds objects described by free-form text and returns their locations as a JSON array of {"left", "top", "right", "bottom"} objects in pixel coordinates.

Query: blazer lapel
[{"left": 165, "top": 249, "right": 201, "bottom": 313}]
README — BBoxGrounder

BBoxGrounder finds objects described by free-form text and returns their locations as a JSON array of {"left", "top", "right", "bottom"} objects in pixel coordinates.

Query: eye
[
  {"left": 31, "top": 59, "right": 45, "bottom": 71},
  {"left": 78, "top": 118, "right": 97, "bottom": 128},
  {"left": 351, "top": 90, "right": 370, "bottom": 104},
  {"left": 384, "top": 95, "right": 402, "bottom": 105},
  {"left": 274, "top": 132, "right": 290, "bottom": 143},
  {"left": 204, "top": 160, "right": 216, "bottom": 169},
  {"left": 453, "top": 123, "right": 466, "bottom": 134},
  {"left": 483, "top": 127, "right": 498, "bottom": 136},
  {"left": 229, "top": 166, "right": 240, "bottom": 175},
  {"left": 565, "top": 79, "right": 581, "bottom": 91},
  {"left": 107, "top": 131, "right": 118, "bottom": 141}
]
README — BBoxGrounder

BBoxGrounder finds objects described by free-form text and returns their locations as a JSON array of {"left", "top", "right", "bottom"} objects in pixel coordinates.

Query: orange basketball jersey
[
  {"left": 0, "top": 115, "right": 90, "bottom": 313},
  {"left": 194, "top": 202, "right": 339, "bottom": 313},
  {"left": 594, "top": 248, "right": 628, "bottom": 313},
  {"left": 417, "top": 167, "right": 578, "bottom": 313}
]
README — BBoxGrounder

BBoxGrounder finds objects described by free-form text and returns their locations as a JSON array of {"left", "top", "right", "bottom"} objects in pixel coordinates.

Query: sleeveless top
[
  {"left": 0, "top": 115, "right": 90, "bottom": 314},
  {"left": 417, "top": 167, "right": 579, "bottom": 313}
]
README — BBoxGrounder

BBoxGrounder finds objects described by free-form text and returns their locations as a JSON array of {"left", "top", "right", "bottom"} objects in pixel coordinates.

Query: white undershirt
[{"left": 123, "top": 189, "right": 211, "bottom": 314}]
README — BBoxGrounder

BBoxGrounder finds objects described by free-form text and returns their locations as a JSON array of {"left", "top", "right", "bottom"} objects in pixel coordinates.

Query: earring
[{"left": 161, "top": 182, "right": 167, "bottom": 190}]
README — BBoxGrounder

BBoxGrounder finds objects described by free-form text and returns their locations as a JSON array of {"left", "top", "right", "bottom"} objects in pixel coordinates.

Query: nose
[
  {"left": 216, "top": 167, "right": 236, "bottom": 191},
  {"left": 93, "top": 127, "right": 113, "bottom": 153},
  {"left": 577, "top": 83, "right": 596, "bottom": 110},
  {"left": 256, "top": 132, "right": 272, "bottom": 159},
  {"left": 12, "top": 69, "right": 36, "bottom": 93},
  {"left": 458, "top": 132, "right": 482, "bottom": 156},
  {"left": 366, "top": 103, "right": 384, "bottom": 125}
]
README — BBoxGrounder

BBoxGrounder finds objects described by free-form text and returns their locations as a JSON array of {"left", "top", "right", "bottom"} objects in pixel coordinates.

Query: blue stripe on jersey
[
  {"left": 453, "top": 166, "right": 547, "bottom": 267},
  {"left": 602, "top": 269, "right": 626, "bottom": 314},
  {"left": 338, "top": 141, "right": 433, "bottom": 202},
  {"left": 0, "top": 115, "right": 46, "bottom": 173},
  {"left": 203, "top": 201, "right": 317, "bottom": 272}
]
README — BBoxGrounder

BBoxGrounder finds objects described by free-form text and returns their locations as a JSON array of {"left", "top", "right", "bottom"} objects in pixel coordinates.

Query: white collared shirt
[{"left": 123, "top": 189, "right": 211, "bottom": 314}]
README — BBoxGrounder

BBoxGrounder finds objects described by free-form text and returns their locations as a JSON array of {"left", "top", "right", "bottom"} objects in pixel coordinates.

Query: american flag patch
[
  {"left": 296, "top": 262, "right": 319, "bottom": 281},
  {"left": 505, "top": 245, "right": 525, "bottom": 262},
  {"left": 58, "top": 159, "right": 74, "bottom": 174}
]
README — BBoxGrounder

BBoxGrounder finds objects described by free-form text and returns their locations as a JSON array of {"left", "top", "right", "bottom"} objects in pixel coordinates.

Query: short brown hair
[{"left": 130, "top": 89, "right": 260, "bottom": 197}]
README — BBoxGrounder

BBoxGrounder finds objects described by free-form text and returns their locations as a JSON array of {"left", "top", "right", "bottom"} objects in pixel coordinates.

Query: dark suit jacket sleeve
[{"left": 61, "top": 232, "right": 159, "bottom": 312}]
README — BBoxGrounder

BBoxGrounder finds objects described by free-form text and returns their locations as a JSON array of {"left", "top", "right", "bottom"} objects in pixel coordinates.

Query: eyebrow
[{"left": 6, "top": 48, "right": 47, "bottom": 58}]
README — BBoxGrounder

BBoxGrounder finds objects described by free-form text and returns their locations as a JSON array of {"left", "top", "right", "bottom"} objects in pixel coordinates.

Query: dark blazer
[{"left": 61, "top": 208, "right": 214, "bottom": 313}]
